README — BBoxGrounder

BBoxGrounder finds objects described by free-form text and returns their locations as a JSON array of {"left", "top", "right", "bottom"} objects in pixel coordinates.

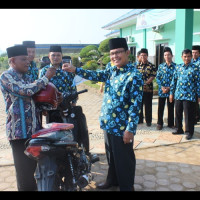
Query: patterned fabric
[
  {"left": 170, "top": 62, "right": 200, "bottom": 102},
  {"left": 26, "top": 61, "right": 39, "bottom": 82},
  {"left": 0, "top": 67, "right": 49, "bottom": 140},
  {"left": 39, "top": 63, "right": 77, "bottom": 103},
  {"left": 136, "top": 61, "right": 157, "bottom": 92},
  {"left": 156, "top": 62, "right": 176, "bottom": 97},
  {"left": 192, "top": 56, "right": 200, "bottom": 66},
  {"left": 75, "top": 62, "right": 143, "bottom": 136}
]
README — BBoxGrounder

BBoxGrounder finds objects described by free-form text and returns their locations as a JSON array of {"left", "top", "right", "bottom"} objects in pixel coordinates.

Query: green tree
[
  {"left": 82, "top": 60, "right": 99, "bottom": 70},
  {"left": 98, "top": 38, "right": 112, "bottom": 69},
  {"left": 80, "top": 45, "right": 100, "bottom": 65},
  {"left": 98, "top": 38, "right": 111, "bottom": 53},
  {"left": 72, "top": 56, "right": 80, "bottom": 67}
]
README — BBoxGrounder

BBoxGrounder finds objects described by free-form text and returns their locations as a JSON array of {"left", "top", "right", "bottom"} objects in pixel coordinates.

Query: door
[
  {"left": 155, "top": 43, "right": 168, "bottom": 69},
  {"left": 130, "top": 46, "right": 136, "bottom": 57}
]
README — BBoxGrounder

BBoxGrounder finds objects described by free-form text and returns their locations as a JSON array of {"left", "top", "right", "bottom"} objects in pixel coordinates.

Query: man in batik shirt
[
  {"left": 136, "top": 48, "right": 157, "bottom": 127},
  {"left": 156, "top": 47, "right": 176, "bottom": 130},
  {"left": 39, "top": 45, "right": 90, "bottom": 154},
  {"left": 170, "top": 49, "right": 200, "bottom": 140},
  {"left": 62, "top": 38, "right": 143, "bottom": 191},
  {"left": 192, "top": 45, "right": 200, "bottom": 124},
  {"left": 23, "top": 41, "right": 39, "bottom": 82},
  {"left": 0, "top": 45, "right": 56, "bottom": 191}
]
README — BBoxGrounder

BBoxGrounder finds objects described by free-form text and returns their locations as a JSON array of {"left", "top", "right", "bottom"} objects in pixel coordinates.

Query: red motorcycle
[{"left": 24, "top": 83, "right": 99, "bottom": 191}]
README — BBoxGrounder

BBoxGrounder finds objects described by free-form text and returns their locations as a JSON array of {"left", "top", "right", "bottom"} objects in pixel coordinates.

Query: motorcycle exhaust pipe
[{"left": 77, "top": 173, "right": 93, "bottom": 188}]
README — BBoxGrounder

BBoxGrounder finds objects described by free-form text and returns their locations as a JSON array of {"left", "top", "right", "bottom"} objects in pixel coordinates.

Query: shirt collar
[
  {"left": 164, "top": 62, "right": 175, "bottom": 67},
  {"left": 112, "top": 62, "right": 133, "bottom": 73},
  {"left": 181, "top": 62, "right": 193, "bottom": 68},
  {"left": 8, "top": 66, "right": 25, "bottom": 79}
]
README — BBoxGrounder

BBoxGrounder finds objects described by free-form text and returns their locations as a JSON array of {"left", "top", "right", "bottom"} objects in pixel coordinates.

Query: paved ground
[{"left": 0, "top": 83, "right": 200, "bottom": 191}]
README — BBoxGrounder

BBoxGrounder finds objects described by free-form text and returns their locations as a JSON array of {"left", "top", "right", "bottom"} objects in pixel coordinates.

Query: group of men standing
[
  {"left": 134, "top": 45, "right": 200, "bottom": 141},
  {"left": 0, "top": 37, "right": 200, "bottom": 191}
]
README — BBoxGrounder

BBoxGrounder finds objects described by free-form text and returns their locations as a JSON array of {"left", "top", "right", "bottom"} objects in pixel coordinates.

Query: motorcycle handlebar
[{"left": 76, "top": 89, "right": 88, "bottom": 95}]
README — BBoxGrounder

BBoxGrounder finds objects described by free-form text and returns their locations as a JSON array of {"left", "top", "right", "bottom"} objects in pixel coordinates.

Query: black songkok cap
[
  {"left": 140, "top": 48, "right": 148, "bottom": 55},
  {"left": 192, "top": 45, "right": 200, "bottom": 51},
  {"left": 109, "top": 38, "right": 128, "bottom": 51},
  {"left": 22, "top": 41, "right": 35, "bottom": 48},
  {"left": 49, "top": 45, "right": 62, "bottom": 53},
  {"left": 164, "top": 47, "right": 173, "bottom": 55},
  {"left": 6, "top": 45, "right": 28, "bottom": 58}
]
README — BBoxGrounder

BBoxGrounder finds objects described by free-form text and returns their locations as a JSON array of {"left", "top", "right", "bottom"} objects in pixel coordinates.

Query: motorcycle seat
[{"left": 32, "top": 123, "right": 74, "bottom": 138}]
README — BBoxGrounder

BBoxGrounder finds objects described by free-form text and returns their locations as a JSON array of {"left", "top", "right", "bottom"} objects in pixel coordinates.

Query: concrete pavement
[{"left": 0, "top": 83, "right": 200, "bottom": 191}]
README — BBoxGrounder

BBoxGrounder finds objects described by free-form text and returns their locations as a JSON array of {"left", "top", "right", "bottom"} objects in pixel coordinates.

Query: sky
[{"left": 0, "top": 9, "right": 133, "bottom": 53}]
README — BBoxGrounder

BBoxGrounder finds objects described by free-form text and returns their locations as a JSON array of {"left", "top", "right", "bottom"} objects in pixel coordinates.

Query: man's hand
[
  {"left": 162, "top": 87, "right": 170, "bottom": 94},
  {"left": 123, "top": 130, "right": 134, "bottom": 144},
  {"left": 169, "top": 94, "right": 174, "bottom": 103},
  {"left": 62, "top": 63, "right": 76, "bottom": 73},
  {"left": 45, "top": 66, "right": 56, "bottom": 80},
  {"left": 57, "top": 92, "right": 63, "bottom": 105}
]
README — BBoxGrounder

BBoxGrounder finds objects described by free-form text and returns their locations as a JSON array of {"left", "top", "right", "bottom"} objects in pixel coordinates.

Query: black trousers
[
  {"left": 139, "top": 92, "right": 153, "bottom": 124},
  {"left": 9, "top": 139, "right": 37, "bottom": 191},
  {"left": 104, "top": 131, "right": 136, "bottom": 191},
  {"left": 195, "top": 95, "right": 200, "bottom": 122},
  {"left": 175, "top": 100, "right": 195, "bottom": 135},
  {"left": 157, "top": 97, "right": 174, "bottom": 127},
  {"left": 73, "top": 106, "right": 90, "bottom": 153}
]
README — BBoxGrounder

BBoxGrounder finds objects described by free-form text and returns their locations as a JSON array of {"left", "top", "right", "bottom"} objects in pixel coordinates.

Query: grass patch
[{"left": 83, "top": 80, "right": 101, "bottom": 90}]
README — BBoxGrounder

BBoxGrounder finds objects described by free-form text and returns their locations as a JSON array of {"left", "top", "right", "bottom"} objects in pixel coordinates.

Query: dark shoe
[
  {"left": 132, "top": 186, "right": 135, "bottom": 191},
  {"left": 96, "top": 181, "right": 113, "bottom": 189},
  {"left": 146, "top": 123, "right": 151, "bottom": 127},
  {"left": 186, "top": 134, "right": 193, "bottom": 140},
  {"left": 156, "top": 124, "right": 163, "bottom": 130},
  {"left": 172, "top": 130, "right": 184, "bottom": 135},
  {"left": 184, "top": 131, "right": 189, "bottom": 135}
]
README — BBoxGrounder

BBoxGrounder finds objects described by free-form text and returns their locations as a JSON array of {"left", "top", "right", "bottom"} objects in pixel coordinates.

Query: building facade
[{"left": 102, "top": 9, "right": 200, "bottom": 66}]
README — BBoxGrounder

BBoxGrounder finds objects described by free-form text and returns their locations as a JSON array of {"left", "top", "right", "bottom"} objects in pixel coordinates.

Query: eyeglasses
[{"left": 110, "top": 50, "right": 125, "bottom": 57}]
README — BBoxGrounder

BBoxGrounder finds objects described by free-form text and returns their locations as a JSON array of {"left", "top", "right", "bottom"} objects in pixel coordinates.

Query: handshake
[
  {"left": 62, "top": 63, "right": 76, "bottom": 73},
  {"left": 44, "top": 63, "right": 76, "bottom": 80}
]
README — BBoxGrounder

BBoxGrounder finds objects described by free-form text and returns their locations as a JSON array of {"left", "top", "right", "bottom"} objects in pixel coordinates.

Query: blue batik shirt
[
  {"left": 39, "top": 63, "right": 77, "bottom": 103},
  {"left": 156, "top": 62, "right": 176, "bottom": 98},
  {"left": 192, "top": 56, "right": 200, "bottom": 66},
  {"left": 170, "top": 62, "right": 200, "bottom": 102},
  {"left": 75, "top": 62, "right": 143, "bottom": 137},
  {"left": 26, "top": 61, "right": 39, "bottom": 82}
]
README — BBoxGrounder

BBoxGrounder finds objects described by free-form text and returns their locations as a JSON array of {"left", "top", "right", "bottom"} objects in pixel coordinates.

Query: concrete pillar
[
  {"left": 175, "top": 9, "right": 193, "bottom": 64},
  {"left": 143, "top": 29, "right": 147, "bottom": 48}
]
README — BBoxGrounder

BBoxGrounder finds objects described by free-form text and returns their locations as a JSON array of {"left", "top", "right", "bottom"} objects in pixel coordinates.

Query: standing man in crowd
[
  {"left": 136, "top": 48, "right": 157, "bottom": 127},
  {"left": 156, "top": 47, "right": 176, "bottom": 130},
  {"left": 192, "top": 45, "right": 200, "bottom": 124},
  {"left": 170, "top": 49, "right": 200, "bottom": 140},
  {"left": 0, "top": 45, "right": 56, "bottom": 191},
  {"left": 22, "top": 41, "right": 39, "bottom": 82},
  {"left": 39, "top": 45, "right": 90, "bottom": 155},
  {"left": 62, "top": 38, "right": 143, "bottom": 191},
  {"left": 192, "top": 45, "right": 200, "bottom": 64}
]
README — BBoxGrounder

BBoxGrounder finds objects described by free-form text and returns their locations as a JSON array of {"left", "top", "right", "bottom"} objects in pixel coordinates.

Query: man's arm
[
  {"left": 169, "top": 67, "right": 178, "bottom": 103},
  {"left": 0, "top": 67, "right": 56, "bottom": 97},
  {"left": 62, "top": 63, "right": 110, "bottom": 82}
]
